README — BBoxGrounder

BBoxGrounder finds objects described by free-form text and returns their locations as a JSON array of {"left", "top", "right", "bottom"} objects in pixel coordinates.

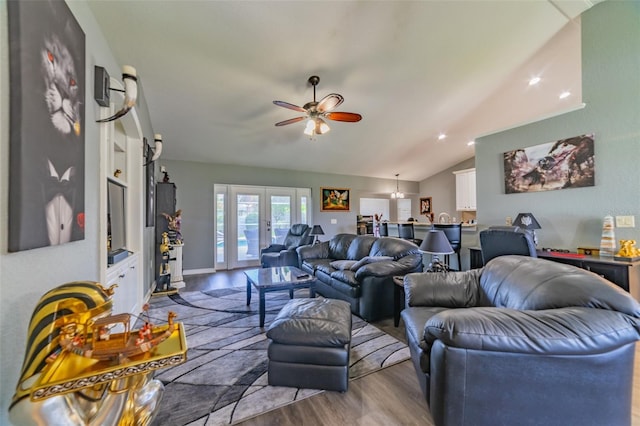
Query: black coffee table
[{"left": 245, "top": 266, "right": 316, "bottom": 327}]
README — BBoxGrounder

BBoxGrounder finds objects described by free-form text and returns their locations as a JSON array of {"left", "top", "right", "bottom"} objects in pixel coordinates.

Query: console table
[{"left": 469, "top": 247, "right": 640, "bottom": 300}]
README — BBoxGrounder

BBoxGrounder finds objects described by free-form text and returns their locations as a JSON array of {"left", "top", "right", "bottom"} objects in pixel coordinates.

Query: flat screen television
[{"left": 107, "top": 179, "right": 127, "bottom": 262}]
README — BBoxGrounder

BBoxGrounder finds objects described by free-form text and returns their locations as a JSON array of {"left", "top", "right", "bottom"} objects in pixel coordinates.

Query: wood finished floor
[{"left": 184, "top": 270, "right": 640, "bottom": 426}]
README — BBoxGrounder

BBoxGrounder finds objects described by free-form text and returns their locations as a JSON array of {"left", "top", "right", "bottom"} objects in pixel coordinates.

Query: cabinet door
[
  {"left": 583, "top": 262, "right": 628, "bottom": 291},
  {"left": 455, "top": 169, "right": 476, "bottom": 211}
]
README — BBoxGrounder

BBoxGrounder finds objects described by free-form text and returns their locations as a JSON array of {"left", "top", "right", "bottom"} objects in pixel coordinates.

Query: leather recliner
[
  {"left": 401, "top": 255, "right": 640, "bottom": 426},
  {"left": 260, "top": 224, "right": 313, "bottom": 267}
]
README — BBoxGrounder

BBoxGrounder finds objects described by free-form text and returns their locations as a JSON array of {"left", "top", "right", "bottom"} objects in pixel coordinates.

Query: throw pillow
[
  {"left": 330, "top": 260, "right": 358, "bottom": 270},
  {"left": 350, "top": 256, "right": 394, "bottom": 271}
]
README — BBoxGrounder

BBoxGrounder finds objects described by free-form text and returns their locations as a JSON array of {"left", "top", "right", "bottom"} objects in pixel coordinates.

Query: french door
[{"left": 215, "top": 185, "right": 310, "bottom": 270}]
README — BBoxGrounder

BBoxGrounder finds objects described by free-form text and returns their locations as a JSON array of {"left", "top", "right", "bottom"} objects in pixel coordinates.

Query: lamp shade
[
  {"left": 513, "top": 213, "right": 541, "bottom": 230},
  {"left": 310, "top": 225, "right": 325, "bottom": 236},
  {"left": 419, "top": 230, "right": 454, "bottom": 255}
]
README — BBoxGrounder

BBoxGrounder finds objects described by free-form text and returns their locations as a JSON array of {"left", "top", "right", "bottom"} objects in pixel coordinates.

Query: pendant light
[{"left": 391, "top": 174, "right": 404, "bottom": 199}]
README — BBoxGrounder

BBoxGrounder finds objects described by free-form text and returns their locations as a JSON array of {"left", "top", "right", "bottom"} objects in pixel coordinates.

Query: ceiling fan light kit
[{"left": 274, "top": 75, "right": 362, "bottom": 139}]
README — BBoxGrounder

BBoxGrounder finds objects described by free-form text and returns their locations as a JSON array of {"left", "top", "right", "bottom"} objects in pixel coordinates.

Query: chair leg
[{"left": 457, "top": 251, "right": 461, "bottom": 271}]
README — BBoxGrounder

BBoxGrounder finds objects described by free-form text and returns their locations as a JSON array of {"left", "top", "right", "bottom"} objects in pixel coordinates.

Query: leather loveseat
[
  {"left": 297, "top": 233, "right": 422, "bottom": 321},
  {"left": 401, "top": 255, "right": 640, "bottom": 426}
]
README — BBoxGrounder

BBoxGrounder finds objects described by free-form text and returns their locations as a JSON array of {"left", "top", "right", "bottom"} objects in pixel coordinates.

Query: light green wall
[
  {"left": 161, "top": 159, "right": 419, "bottom": 270},
  {"left": 0, "top": 2, "right": 156, "bottom": 422},
  {"left": 476, "top": 1, "right": 640, "bottom": 250}
]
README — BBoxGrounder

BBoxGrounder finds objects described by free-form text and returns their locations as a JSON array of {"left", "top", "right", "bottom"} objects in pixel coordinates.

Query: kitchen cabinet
[{"left": 454, "top": 168, "right": 476, "bottom": 211}]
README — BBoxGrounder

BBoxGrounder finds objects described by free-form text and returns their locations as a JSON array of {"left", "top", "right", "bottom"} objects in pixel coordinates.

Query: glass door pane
[
  {"left": 237, "top": 194, "right": 260, "bottom": 263},
  {"left": 270, "top": 195, "right": 291, "bottom": 244},
  {"left": 215, "top": 188, "right": 226, "bottom": 270}
]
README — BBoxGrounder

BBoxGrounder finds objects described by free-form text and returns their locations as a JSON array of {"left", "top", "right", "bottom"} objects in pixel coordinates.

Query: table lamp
[
  {"left": 419, "top": 230, "right": 454, "bottom": 272},
  {"left": 310, "top": 225, "right": 325, "bottom": 244},
  {"left": 513, "top": 213, "right": 541, "bottom": 245}
]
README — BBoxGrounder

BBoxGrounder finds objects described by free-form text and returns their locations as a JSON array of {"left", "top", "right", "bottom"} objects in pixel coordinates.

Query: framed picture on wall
[
  {"left": 503, "top": 134, "right": 595, "bottom": 194},
  {"left": 321, "top": 187, "right": 350, "bottom": 212},
  {"left": 7, "top": 0, "right": 86, "bottom": 251},
  {"left": 420, "top": 197, "right": 434, "bottom": 222}
]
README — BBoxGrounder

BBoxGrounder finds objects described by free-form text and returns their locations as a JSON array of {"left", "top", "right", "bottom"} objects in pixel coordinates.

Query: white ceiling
[{"left": 88, "top": 0, "right": 599, "bottom": 182}]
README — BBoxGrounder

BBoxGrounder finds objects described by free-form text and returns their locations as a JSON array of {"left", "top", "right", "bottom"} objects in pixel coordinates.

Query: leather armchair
[
  {"left": 401, "top": 255, "right": 640, "bottom": 426},
  {"left": 479, "top": 226, "right": 537, "bottom": 264},
  {"left": 260, "top": 224, "right": 313, "bottom": 267}
]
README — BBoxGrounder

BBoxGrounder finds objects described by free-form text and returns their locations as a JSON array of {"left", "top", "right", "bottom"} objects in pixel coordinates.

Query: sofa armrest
[
  {"left": 405, "top": 270, "right": 481, "bottom": 308},
  {"left": 297, "top": 241, "right": 329, "bottom": 261},
  {"left": 425, "top": 306, "right": 640, "bottom": 355},
  {"left": 354, "top": 260, "right": 403, "bottom": 279},
  {"left": 260, "top": 244, "right": 286, "bottom": 256}
]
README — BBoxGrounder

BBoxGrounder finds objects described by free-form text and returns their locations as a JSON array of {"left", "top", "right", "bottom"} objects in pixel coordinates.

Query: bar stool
[
  {"left": 398, "top": 223, "right": 422, "bottom": 246},
  {"left": 432, "top": 223, "right": 462, "bottom": 270}
]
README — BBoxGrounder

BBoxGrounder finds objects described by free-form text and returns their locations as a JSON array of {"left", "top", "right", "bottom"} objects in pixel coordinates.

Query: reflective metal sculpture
[{"left": 9, "top": 281, "right": 186, "bottom": 425}]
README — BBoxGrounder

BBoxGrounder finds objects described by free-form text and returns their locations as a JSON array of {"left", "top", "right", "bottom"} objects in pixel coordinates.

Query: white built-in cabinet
[
  {"left": 99, "top": 74, "right": 145, "bottom": 320},
  {"left": 454, "top": 168, "right": 477, "bottom": 211}
]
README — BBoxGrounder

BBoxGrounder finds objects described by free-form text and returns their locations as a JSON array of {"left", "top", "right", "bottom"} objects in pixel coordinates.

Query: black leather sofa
[
  {"left": 297, "top": 233, "right": 422, "bottom": 322},
  {"left": 401, "top": 255, "right": 640, "bottom": 426}
]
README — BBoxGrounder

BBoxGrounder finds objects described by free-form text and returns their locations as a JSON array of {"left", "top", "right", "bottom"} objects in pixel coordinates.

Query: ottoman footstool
[{"left": 266, "top": 298, "right": 352, "bottom": 392}]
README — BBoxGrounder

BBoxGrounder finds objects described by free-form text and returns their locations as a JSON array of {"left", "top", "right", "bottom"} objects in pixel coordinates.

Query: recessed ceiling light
[
  {"left": 559, "top": 91, "right": 571, "bottom": 99},
  {"left": 467, "top": 140, "right": 475, "bottom": 146},
  {"left": 528, "top": 76, "right": 541, "bottom": 86},
  {"left": 438, "top": 133, "right": 446, "bottom": 140}
]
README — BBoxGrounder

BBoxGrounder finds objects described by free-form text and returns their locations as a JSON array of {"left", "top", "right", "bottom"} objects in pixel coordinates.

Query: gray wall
[
  {"left": 0, "top": 2, "right": 156, "bottom": 422},
  {"left": 161, "top": 159, "right": 420, "bottom": 271},
  {"left": 419, "top": 157, "right": 475, "bottom": 221},
  {"left": 476, "top": 1, "right": 640, "bottom": 251}
]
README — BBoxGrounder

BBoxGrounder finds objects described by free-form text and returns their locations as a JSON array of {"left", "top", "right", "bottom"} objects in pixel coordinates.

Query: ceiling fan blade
[
  {"left": 273, "top": 100, "right": 307, "bottom": 113},
  {"left": 317, "top": 94, "right": 344, "bottom": 113},
  {"left": 275, "top": 116, "right": 306, "bottom": 127},
  {"left": 325, "top": 111, "right": 363, "bottom": 122}
]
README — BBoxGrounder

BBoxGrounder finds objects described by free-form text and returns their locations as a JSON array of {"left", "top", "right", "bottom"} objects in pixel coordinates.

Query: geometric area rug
[{"left": 144, "top": 285, "right": 410, "bottom": 425}]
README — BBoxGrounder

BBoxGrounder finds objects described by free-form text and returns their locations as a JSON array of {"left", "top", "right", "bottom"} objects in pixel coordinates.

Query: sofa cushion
[
  {"left": 350, "top": 256, "right": 394, "bottom": 271},
  {"left": 267, "top": 298, "right": 352, "bottom": 347},
  {"left": 346, "top": 235, "right": 377, "bottom": 260},
  {"left": 328, "top": 234, "right": 358, "bottom": 260},
  {"left": 331, "top": 275, "right": 360, "bottom": 298},
  {"left": 331, "top": 269, "right": 359, "bottom": 286},
  {"left": 480, "top": 256, "right": 640, "bottom": 316},
  {"left": 330, "top": 260, "right": 358, "bottom": 271},
  {"left": 316, "top": 262, "right": 337, "bottom": 275},
  {"left": 424, "top": 306, "right": 640, "bottom": 355}
]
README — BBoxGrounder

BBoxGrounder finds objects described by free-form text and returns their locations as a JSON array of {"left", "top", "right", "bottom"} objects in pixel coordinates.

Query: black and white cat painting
[{"left": 8, "top": 0, "right": 85, "bottom": 251}]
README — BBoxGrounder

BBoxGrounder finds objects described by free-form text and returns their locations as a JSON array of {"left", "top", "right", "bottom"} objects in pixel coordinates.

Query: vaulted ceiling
[{"left": 88, "top": 0, "right": 599, "bottom": 182}]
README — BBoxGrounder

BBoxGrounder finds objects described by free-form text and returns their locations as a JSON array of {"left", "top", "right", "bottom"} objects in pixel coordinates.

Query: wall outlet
[
  {"left": 615, "top": 215, "right": 635, "bottom": 228},
  {"left": 331, "top": 219, "right": 337, "bottom": 224}
]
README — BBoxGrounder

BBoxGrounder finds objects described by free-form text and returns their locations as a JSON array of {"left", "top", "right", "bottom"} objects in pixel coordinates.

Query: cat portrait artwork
[{"left": 8, "top": 0, "right": 86, "bottom": 251}]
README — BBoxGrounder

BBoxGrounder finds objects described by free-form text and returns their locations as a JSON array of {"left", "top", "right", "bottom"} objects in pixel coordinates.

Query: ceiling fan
[{"left": 273, "top": 75, "right": 362, "bottom": 137}]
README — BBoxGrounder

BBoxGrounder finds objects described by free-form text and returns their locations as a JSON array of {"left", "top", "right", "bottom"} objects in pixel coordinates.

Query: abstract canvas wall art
[
  {"left": 8, "top": 0, "right": 86, "bottom": 251},
  {"left": 503, "top": 134, "right": 595, "bottom": 194}
]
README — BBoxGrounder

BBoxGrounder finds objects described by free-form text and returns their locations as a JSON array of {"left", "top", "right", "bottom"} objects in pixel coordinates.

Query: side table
[{"left": 393, "top": 275, "right": 405, "bottom": 327}]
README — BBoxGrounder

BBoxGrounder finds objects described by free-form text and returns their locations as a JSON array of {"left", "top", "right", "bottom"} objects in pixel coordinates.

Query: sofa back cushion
[
  {"left": 347, "top": 235, "right": 377, "bottom": 260},
  {"left": 328, "top": 234, "right": 358, "bottom": 259},
  {"left": 479, "top": 255, "right": 640, "bottom": 317}
]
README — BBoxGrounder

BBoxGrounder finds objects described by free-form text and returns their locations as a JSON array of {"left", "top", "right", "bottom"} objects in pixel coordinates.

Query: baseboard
[{"left": 183, "top": 268, "right": 216, "bottom": 276}]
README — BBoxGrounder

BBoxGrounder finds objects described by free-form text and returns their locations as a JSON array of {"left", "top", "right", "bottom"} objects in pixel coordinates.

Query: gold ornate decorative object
[
  {"left": 160, "top": 232, "right": 170, "bottom": 254},
  {"left": 615, "top": 239, "right": 640, "bottom": 261},
  {"left": 9, "top": 281, "right": 187, "bottom": 426},
  {"left": 114, "top": 169, "right": 122, "bottom": 178}
]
